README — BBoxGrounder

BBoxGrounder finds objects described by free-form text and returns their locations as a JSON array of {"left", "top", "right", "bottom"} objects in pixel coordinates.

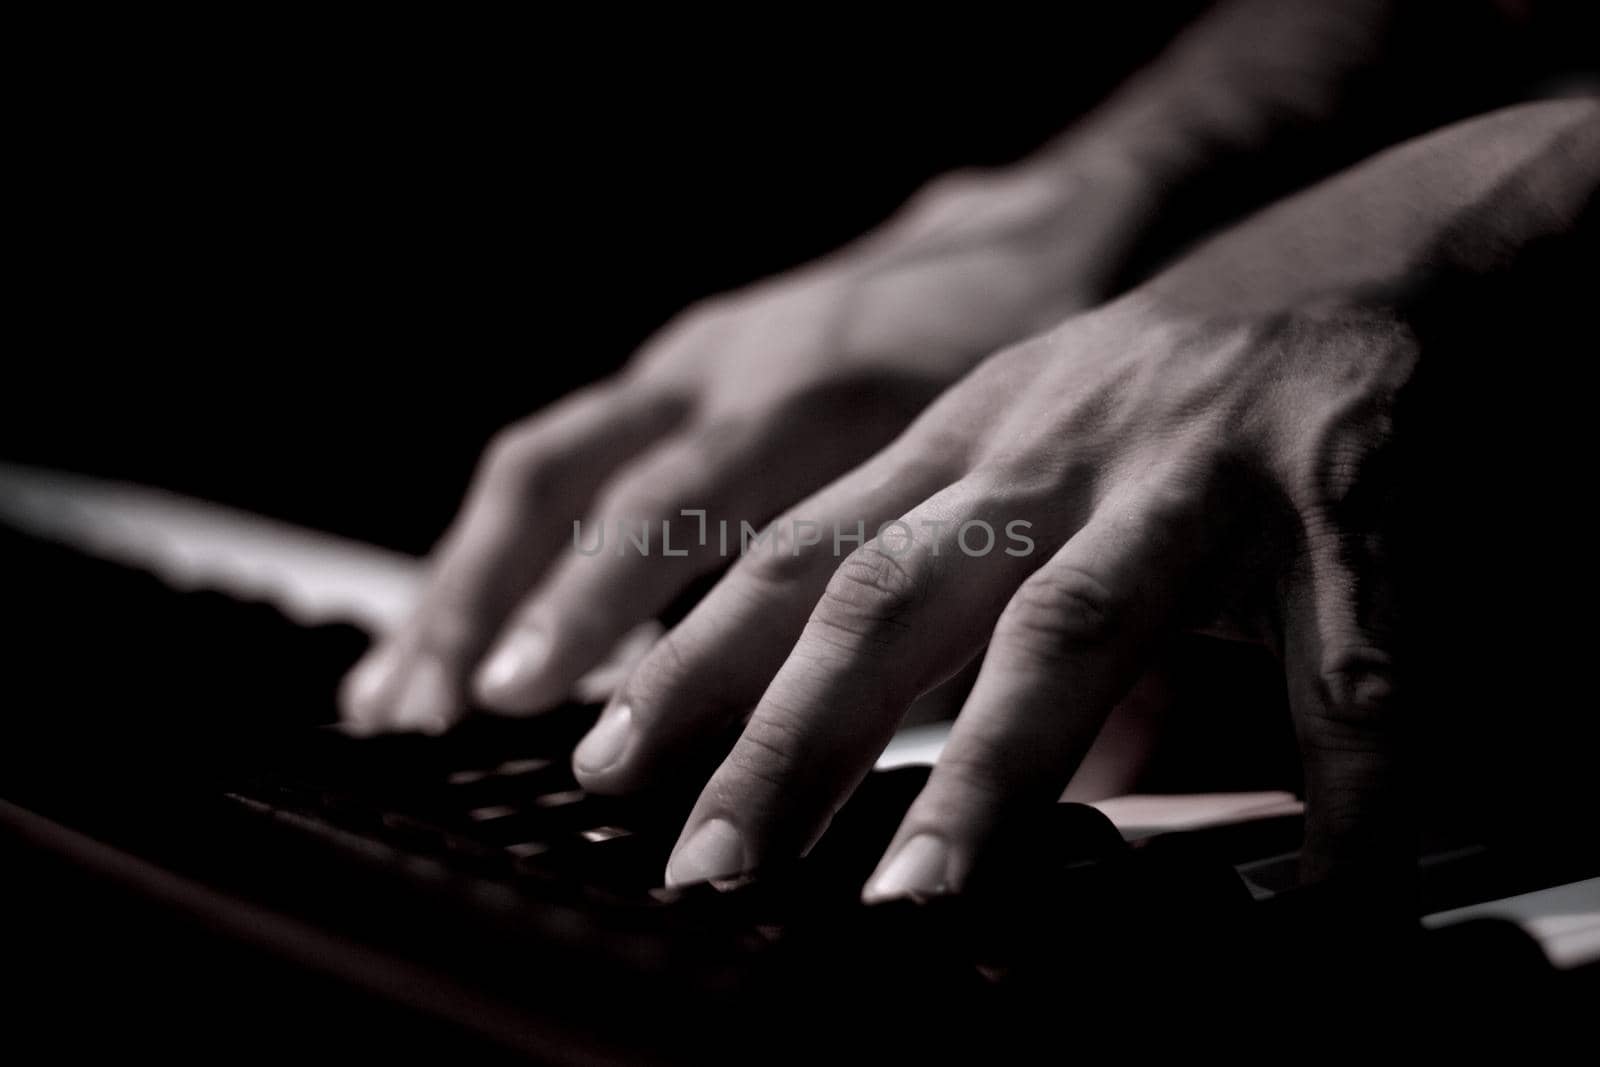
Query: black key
[
  {"left": 802, "top": 766, "right": 933, "bottom": 899},
  {"left": 446, "top": 791, "right": 630, "bottom": 847},
  {"left": 426, "top": 759, "right": 578, "bottom": 817},
  {"left": 960, "top": 801, "right": 1127, "bottom": 900},
  {"left": 440, "top": 707, "right": 600, "bottom": 766},
  {"left": 530, "top": 828, "right": 674, "bottom": 897}
]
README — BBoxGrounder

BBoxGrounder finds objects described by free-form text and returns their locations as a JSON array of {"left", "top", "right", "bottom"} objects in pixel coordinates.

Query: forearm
[
  {"left": 840, "top": 1, "right": 1549, "bottom": 297},
  {"left": 1132, "top": 97, "right": 1600, "bottom": 317},
  {"left": 1058, "top": 1, "right": 1451, "bottom": 189},
  {"left": 737, "top": 4, "right": 1586, "bottom": 372}
]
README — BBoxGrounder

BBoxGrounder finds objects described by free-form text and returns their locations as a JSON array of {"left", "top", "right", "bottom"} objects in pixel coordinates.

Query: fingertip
[
  {"left": 472, "top": 628, "right": 558, "bottom": 712},
  {"left": 339, "top": 645, "right": 399, "bottom": 731},
  {"left": 340, "top": 715, "right": 380, "bottom": 738},
  {"left": 391, "top": 653, "right": 461, "bottom": 733},
  {"left": 572, "top": 702, "right": 634, "bottom": 782},
  {"left": 861, "top": 832, "right": 952, "bottom": 904},
  {"left": 664, "top": 817, "right": 747, "bottom": 887}
]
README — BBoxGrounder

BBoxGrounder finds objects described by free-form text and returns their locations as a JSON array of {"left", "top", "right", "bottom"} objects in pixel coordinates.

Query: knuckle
[
  {"left": 815, "top": 545, "right": 925, "bottom": 639},
  {"left": 641, "top": 300, "right": 738, "bottom": 362},
  {"left": 677, "top": 294, "right": 736, "bottom": 333},
  {"left": 625, "top": 628, "right": 693, "bottom": 701},
  {"left": 1312, "top": 647, "right": 1397, "bottom": 734},
  {"left": 478, "top": 423, "right": 548, "bottom": 496},
  {"left": 930, "top": 745, "right": 1008, "bottom": 809},
  {"left": 908, "top": 167, "right": 989, "bottom": 213},
  {"left": 1139, "top": 474, "right": 1208, "bottom": 532},
  {"left": 1298, "top": 424, "right": 1396, "bottom": 527},
  {"left": 1288, "top": 337, "right": 1416, "bottom": 522},
  {"left": 999, "top": 566, "right": 1118, "bottom": 656}
]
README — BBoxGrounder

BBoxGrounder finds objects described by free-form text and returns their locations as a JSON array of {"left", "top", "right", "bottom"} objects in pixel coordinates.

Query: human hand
[
  {"left": 610, "top": 298, "right": 1417, "bottom": 890},
  {"left": 339, "top": 154, "right": 1149, "bottom": 734},
  {"left": 590, "top": 99, "right": 1596, "bottom": 891}
]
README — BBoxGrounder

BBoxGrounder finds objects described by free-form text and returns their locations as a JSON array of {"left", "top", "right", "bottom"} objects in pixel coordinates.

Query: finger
[
  {"left": 1282, "top": 527, "right": 1406, "bottom": 885},
  {"left": 339, "top": 381, "right": 686, "bottom": 732},
  {"left": 572, "top": 353, "right": 1033, "bottom": 791},
  {"left": 470, "top": 412, "right": 856, "bottom": 715},
  {"left": 862, "top": 478, "right": 1205, "bottom": 902},
  {"left": 664, "top": 475, "right": 1067, "bottom": 885},
  {"left": 570, "top": 444, "right": 954, "bottom": 792}
]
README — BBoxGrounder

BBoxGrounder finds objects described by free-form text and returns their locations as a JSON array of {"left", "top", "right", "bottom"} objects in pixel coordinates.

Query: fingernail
[
  {"left": 665, "top": 818, "right": 747, "bottom": 886},
  {"left": 393, "top": 655, "right": 454, "bottom": 734},
  {"left": 574, "top": 703, "right": 633, "bottom": 774},
  {"left": 475, "top": 629, "right": 550, "bottom": 703},
  {"left": 862, "top": 834, "right": 950, "bottom": 903}
]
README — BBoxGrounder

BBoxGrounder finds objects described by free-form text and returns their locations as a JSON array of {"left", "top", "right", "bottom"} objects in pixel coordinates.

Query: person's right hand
[
  {"left": 339, "top": 154, "right": 1156, "bottom": 734},
  {"left": 585, "top": 97, "right": 1600, "bottom": 891}
]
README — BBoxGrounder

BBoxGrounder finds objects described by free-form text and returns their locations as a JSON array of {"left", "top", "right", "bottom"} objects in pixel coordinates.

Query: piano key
[
  {"left": 1424, "top": 875, "right": 1600, "bottom": 969},
  {"left": 529, "top": 830, "right": 673, "bottom": 898}
]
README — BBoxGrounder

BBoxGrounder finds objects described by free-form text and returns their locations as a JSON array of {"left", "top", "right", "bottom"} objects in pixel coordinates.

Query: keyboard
[{"left": 3, "top": 479, "right": 1597, "bottom": 1061}]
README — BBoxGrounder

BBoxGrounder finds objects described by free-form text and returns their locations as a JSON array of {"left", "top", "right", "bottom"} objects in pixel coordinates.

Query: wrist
[{"left": 863, "top": 146, "right": 1167, "bottom": 302}]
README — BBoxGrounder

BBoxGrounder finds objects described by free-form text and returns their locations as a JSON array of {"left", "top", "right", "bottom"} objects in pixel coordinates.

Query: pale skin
[{"left": 340, "top": 4, "right": 1597, "bottom": 892}]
